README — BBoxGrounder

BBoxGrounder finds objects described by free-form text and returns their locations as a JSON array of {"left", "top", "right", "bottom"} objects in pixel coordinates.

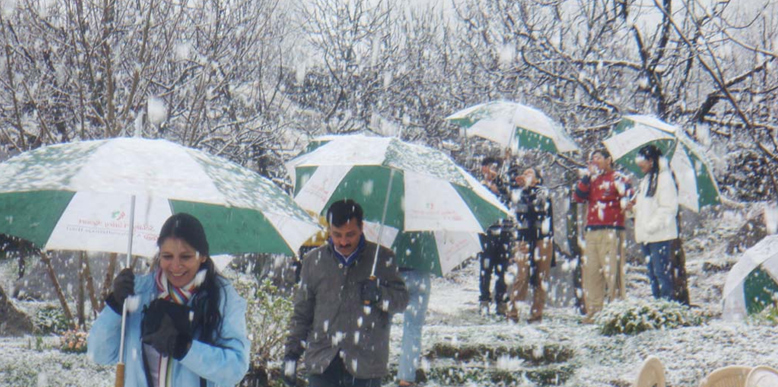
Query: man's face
[
  {"left": 330, "top": 218, "right": 363, "bottom": 256},
  {"left": 481, "top": 163, "right": 498, "bottom": 180},
  {"left": 590, "top": 152, "right": 610, "bottom": 171},
  {"left": 521, "top": 168, "right": 537, "bottom": 187}
]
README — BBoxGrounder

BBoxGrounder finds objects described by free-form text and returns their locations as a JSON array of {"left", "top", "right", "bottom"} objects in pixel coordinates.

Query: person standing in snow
[
  {"left": 573, "top": 148, "right": 632, "bottom": 323},
  {"left": 626, "top": 145, "right": 679, "bottom": 300},
  {"left": 283, "top": 199, "right": 409, "bottom": 387},
  {"left": 396, "top": 266, "right": 431, "bottom": 387},
  {"left": 88, "top": 213, "right": 250, "bottom": 387},
  {"left": 507, "top": 167, "right": 554, "bottom": 324},
  {"left": 478, "top": 156, "right": 514, "bottom": 316}
]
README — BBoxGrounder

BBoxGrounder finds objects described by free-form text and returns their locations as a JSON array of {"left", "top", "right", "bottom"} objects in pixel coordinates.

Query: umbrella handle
[{"left": 115, "top": 363, "right": 125, "bottom": 387}]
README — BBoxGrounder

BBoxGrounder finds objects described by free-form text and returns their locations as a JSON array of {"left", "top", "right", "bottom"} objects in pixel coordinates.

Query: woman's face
[
  {"left": 522, "top": 168, "right": 538, "bottom": 187},
  {"left": 637, "top": 156, "right": 653, "bottom": 174},
  {"left": 159, "top": 237, "right": 205, "bottom": 288}
]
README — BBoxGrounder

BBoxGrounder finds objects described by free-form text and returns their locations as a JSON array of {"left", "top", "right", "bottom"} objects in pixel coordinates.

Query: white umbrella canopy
[
  {"left": 286, "top": 135, "right": 511, "bottom": 234},
  {"left": 291, "top": 135, "right": 487, "bottom": 276},
  {"left": 604, "top": 116, "right": 722, "bottom": 212},
  {"left": 722, "top": 234, "right": 778, "bottom": 321},
  {"left": 445, "top": 100, "right": 580, "bottom": 154},
  {"left": 0, "top": 138, "right": 320, "bottom": 257}
]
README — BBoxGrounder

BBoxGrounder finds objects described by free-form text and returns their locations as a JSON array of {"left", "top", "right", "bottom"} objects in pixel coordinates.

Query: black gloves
[
  {"left": 360, "top": 278, "right": 382, "bottom": 305},
  {"left": 105, "top": 268, "right": 134, "bottom": 314},
  {"left": 282, "top": 356, "right": 298, "bottom": 387},
  {"left": 141, "top": 299, "right": 194, "bottom": 360}
]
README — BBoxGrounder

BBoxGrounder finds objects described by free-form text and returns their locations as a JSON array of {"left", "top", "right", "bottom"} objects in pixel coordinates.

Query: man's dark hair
[
  {"left": 326, "top": 199, "right": 364, "bottom": 227},
  {"left": 481, "top": 156, "right": 502, "bottom": 168},
  {"left": 591, "top": 148, "right": 612, "bottom": 160}
]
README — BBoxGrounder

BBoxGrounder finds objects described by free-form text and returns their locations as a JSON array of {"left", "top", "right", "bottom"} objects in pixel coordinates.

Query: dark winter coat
[
  {"left": 484, "top": 176, "right": 514, "bottom": 236},
  {"left": 284, "top": 240, "right": 409, "bottom": 379},
  {"left": 512, "top": 185, "right": 553, "bottom": 242}
]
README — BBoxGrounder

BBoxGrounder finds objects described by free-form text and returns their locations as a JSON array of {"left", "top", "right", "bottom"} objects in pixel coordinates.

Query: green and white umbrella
[
  {"left": 0, "top": 138, "right": 320, "bottom": 257},
  {"left": 603, "top": 115, "right": 721, "bottom": 212},
  {"left": 286, "top": 135, "right": 509, "bottom": 274},
  {"left": 287, "top": 135, "right": 510, "bottom": 233},
  {"left": 291, "top": 135, "right": 487, "bottom": 276},
  {"left": 722, "top": 235, "right": 778, "bottom": 321},
  {"left": 445, "top": 100, "right": 579, "bottom": 154},
  {"left": 390, "top": 230, "right": 482, "bottom": 276}
]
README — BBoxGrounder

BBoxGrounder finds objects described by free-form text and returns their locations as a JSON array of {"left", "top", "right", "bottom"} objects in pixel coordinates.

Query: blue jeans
[
  {"left": 397, "top": 270, "right": 431, "bottom": 383},
  {"left": 641, "top": 241, "right": 674, "bottom": 300}
]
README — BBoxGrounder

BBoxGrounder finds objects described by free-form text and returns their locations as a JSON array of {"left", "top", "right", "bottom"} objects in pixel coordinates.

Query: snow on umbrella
[
  {"left": 0, "top": 137, "right": 321, "bottom": 385},
  {"left": 300, "top": 136, "right": 484, "bottom": 276},
  {"left": 445, "top": 100, "right": 580, "bottom": 154},
  {"left": 286, "top": 135, "right": 508, "bottom": 275},
  {"left": 603, "top": 115, "right": 721, "bottom": 212},
  {"left": 0, "top": 138, "right": 320, "bottom": 257},
  {"left": 722, "top": 234, "right": 778, "bottom": 321}
]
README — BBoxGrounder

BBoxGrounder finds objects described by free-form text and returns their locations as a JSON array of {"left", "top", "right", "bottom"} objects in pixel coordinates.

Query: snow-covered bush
[
  {"left": 595, "top": 298, "right": 702, "bottom": 336},
  {"left": 749, "top": 306, "right": 778, "bottom": 326},
  {"left": 234, "top": 277, "right": 294, "bottom": 370},
  {"left": 33, "top": 305, "right": 70, "bottom": 334}
]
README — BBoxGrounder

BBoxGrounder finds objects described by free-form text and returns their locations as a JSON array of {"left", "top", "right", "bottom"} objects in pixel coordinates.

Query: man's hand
[{"left": 360, "top": 278, "right": 382, "bottom": 305}]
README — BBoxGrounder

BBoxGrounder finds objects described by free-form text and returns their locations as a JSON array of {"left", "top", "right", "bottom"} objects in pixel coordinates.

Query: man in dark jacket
[
  {"left": 283, "top": 199, "right": 410, "bottom": 387},
  {"left": 478, "top": 156, "right": 514, "bottom": 316}
]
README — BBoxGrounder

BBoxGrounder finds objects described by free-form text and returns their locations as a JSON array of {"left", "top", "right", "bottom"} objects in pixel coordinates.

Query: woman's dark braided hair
[
  {"left": 638, "top": 145, "right": 662, "bottom": 198},
  {"left": 157, "top": 213, "right": 224, "bottom": 345}
]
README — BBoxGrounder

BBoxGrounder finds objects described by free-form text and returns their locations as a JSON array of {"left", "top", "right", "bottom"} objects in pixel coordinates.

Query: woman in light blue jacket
[{"left": 88, "top": 213, "right": 250, "bottom": 387}]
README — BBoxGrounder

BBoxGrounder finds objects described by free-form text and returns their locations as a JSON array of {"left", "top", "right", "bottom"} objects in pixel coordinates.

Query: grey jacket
[{"left": 284, "top": 240, "right": 409, "bottom": 379}]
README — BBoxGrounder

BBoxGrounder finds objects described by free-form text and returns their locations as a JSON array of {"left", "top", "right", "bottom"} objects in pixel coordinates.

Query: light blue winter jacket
[{"left": 88, "top": 273, "right": 250, "bottom": 387}]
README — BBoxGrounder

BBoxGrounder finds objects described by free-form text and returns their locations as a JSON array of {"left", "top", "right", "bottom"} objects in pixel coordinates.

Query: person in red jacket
[{"left": 573, "top": 148, "right": 633, "bottom": 323}]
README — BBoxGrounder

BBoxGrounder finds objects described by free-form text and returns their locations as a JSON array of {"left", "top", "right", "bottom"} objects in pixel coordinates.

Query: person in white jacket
[{"left": 628, "top": 145, "right": 679, "bottom": 300}]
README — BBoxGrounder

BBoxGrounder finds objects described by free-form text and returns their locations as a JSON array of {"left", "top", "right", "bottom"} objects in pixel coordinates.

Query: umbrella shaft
[
  {"left": 125, "top": 195, "right": 136, "bottom": 267},
  {"left": 371, "top": 170, "right": 395, "bottom": 277}
]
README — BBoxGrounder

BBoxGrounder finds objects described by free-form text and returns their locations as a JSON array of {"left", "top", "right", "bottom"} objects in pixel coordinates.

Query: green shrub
[
  {"left": 34, "top": 305, "right": 71, "bottom": 334},
  {"left": 595, "top": 298, "right": 701, "bottom": 336},
  {"left": 234, "top": 277, "right": 294, "bottom": 369},
  {"left": 749, "top": 305, "right": 778, "bottom": 326}
]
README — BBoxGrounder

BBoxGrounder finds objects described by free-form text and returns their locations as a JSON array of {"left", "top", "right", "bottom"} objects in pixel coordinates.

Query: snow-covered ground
[{"left": 1, "top": 209, "right": 777, "bottom": 387}]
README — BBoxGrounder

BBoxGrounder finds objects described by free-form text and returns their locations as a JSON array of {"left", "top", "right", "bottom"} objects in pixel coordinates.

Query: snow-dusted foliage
[
  {"left": 33, "top": 304, "right": 70, "bottom": 335},
  {"left": 595, "top": 298, "right": 703, "bottom": 336},
  {"left": 233, "top": 275, "right": 294, "bottom": 372}
]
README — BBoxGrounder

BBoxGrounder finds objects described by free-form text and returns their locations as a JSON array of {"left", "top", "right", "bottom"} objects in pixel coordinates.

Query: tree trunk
[
  {"left": 39, "top": 251, "right": 75, "bottom": 329},
  {"left": 82, "top": 251, "right": 100, "bottom": 316},
  {"left": 0, "top": 284, "right": 34, "bottom": 336},
  {"left": 100, "top": 252, "right": 118, "bottom": 310},
  {"left": 77, "top": 251, "right": 86, "bottom": 328}
]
